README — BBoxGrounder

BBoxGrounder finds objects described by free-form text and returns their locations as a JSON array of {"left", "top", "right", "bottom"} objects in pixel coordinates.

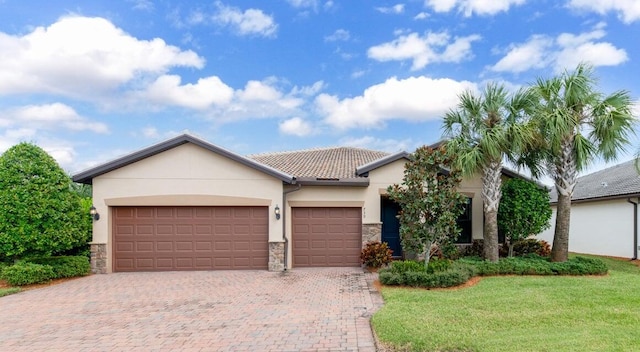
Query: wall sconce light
[
  {"left": 89, "top": 206, "right": 100, "bottom": 221},
  {"left": 274, "top": 205, "right": 281, "bottom": 220}
]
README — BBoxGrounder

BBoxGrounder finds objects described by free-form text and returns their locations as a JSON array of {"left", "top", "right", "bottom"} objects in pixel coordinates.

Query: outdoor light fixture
[
  {"left": 274, "top": 205, "right": 281, "bottom": 220},
  {"left": 89, "top": 206, "right": 100, "bottom": 221}
]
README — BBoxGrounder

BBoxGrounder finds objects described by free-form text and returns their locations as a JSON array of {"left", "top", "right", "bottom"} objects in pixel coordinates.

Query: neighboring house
[
  {"left": 73, "top": 133, "right": 527, "bottom": 273},
  {"left": 538, "top": 159, "right": 640, "bottom": 259}
]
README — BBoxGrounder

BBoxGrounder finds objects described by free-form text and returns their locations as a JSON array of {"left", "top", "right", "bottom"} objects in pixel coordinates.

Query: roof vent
[{"left": 601, "top": 182, "right": 608, "bottom": 187}]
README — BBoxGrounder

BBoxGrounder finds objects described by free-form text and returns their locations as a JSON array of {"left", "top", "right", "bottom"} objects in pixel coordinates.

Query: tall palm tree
[
  {"left": 531, "top": 63, "right": 635, "bottom": 262},
  {"left": 443, "top": 83, "right": 537, "bottom": 262}
]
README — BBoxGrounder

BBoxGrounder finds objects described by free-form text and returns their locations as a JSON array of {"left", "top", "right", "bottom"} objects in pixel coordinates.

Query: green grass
[
  {"left": 372, "top": 255, "right": 640, "bottom": 352},
  {"left": 0, "top": 287, "right": 20, "bottom": 297}
]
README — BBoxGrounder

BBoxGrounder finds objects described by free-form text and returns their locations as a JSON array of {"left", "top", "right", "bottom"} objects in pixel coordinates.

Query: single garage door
[
  {"left": 292, "top": 207, "right": 362, "bottom": 267},
  {"left": 113, "top": 206, "right": 268, "bottom": 272}
]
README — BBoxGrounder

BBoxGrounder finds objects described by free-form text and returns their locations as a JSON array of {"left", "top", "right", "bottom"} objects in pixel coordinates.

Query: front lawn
[
  {"left": 0, "top": 287, "right": 20, "bottom": 297},
  {"left": 372, "top": 255, "right": 640, "bottom": 351}
]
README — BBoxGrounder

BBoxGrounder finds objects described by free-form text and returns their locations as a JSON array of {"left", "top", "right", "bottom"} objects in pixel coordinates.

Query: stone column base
[
  {"left": 268, "top": 242, "right": 285, "bottom": 271},
  {"left": 90, "top": 243, "right": 107, "bottom": 274},
  {"left": 362, "top": 223, "right": 382, "bottom": 246}
]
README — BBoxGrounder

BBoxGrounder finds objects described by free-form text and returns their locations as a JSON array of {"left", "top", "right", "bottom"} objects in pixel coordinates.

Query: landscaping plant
[
  {"left": 360, "top": 241, "right": 393, "bottom": 269},
  {"left": 0, "top": 143, "right": 91, "bottom": 261},
  {"left": 498, "top": 178, "right": 552, "bottom": 256},
  {"left": 387, "top": 145, "right": 467, "bottom": 269}
]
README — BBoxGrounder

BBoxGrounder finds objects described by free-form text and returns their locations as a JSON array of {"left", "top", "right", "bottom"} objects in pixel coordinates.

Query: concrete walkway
[{"left": 0, "top": 268, "right": 383, "bottom": 351}]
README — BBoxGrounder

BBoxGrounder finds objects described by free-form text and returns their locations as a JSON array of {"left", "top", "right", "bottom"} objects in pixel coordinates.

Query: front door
[{"left": 381, "top": 197, "right": 402, "bottom": 258}]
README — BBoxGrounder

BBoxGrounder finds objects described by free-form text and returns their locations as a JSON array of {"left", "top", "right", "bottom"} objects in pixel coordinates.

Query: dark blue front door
[{"left": 381, "top": 197, "right": 402, "bottom": 258}]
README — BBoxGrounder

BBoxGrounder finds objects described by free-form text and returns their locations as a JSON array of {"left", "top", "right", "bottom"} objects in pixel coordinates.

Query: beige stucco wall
[
  {"left": 538, "top": 199, "right": 637, "bottom": 258},
  {"left": 92, "top": 143, "right": 284, "bottom": 272}
]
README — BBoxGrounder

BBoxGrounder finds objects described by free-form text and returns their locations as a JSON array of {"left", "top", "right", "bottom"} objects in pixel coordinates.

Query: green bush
[
  {"left": 428, "top": 258, "right": 452, "bottom": 273},
  {"left": 1, "top": 262, "right": 55, "bottom": 286},
  {"left": 551, "top": 256, "right": 608, "bottom": 275},
  {"left": 379, "top": 261, "right": 476, "bottom": 288},
  {"left": 460, "top": 256, "right": 607, "bottom": 276},
  {"left": 0, "top": 261, "right": 11, "bottom": 275},
  {"left": 25, "top": 256, "right": 90, "bottom": 278},
  {"left": 462, "top": 240, "right": 485, "bottom": 258},
  {"left": 360, "top": 241, "right": 393, "bottom": 268},
  {"left": 389, "top": 260, "right": 426, "bottom": 273},
  {"left": 513, "top": 239, "right": 551, "bottom": 257}
]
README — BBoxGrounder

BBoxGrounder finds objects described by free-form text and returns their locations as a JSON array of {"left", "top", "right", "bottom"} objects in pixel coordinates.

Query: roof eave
[
  {"left": 295, "top": 177, "right": 370, "bottom": 187},
  {"left": 356, "top": 151, "right": 410, "bottom": 176},
  {"left": 72, "top": 134, "right": 295, "bottom": 185},
  {"left": 550, "top": 192, "right": 640, "bottom": 205}
]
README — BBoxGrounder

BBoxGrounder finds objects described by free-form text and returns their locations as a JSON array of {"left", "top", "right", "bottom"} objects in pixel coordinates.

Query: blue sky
[{"left": 0, "top": 0, "right": 639, "bottom": 179}]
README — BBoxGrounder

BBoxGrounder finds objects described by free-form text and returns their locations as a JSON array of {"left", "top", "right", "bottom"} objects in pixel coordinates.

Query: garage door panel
[
  {"left": 292, "top": 207, "right": 362, "bottom": 267},
  {"left": 113, "top": 206, "right": 268, "bottom": 272}
]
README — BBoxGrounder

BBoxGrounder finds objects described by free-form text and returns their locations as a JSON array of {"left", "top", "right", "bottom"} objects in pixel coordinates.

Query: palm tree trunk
[
  {"left": 552, "top": 193, "right": 571, "bottom": 262},
  {"left": 551, "top": 138, "right": 577, "bottom": 262},
  {"left": 482, "top": 161, "right": 502, "bottom": 262}
]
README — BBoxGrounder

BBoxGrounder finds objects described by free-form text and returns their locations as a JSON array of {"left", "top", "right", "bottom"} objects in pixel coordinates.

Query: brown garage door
[
  {"left": 292, "top": 207, "right": 362, "bottom": 267},
  {"left": 113, "top": 206, "right": 268, "bottom": 272}
]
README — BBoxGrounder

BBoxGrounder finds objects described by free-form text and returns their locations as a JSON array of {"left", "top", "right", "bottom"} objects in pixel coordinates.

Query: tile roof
[
  {"left": 549, "top": 159, "right": 640, "bottom": 203},
  {"left": 248, "top": 147, "right": 391, "bottom": 179}
]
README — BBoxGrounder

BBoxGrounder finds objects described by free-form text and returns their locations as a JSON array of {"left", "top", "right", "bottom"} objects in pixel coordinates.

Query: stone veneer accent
[
  {"left": 90, "top": 243, "right": 107, "bottom": 274},
  {"left": 268, "top": 242, "right": 285, "bottom": 272},
  {"left": 362, "top": 223, "right": 382, "bottom": 246}
]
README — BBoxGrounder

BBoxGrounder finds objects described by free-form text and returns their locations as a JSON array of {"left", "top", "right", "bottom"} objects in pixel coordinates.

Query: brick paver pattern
[{"left": 0, "top": 268, "right": 382, "bottom": 351}]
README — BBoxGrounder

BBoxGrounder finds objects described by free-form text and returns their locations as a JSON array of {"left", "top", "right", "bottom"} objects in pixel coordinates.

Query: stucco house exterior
[
  {"left": 538, "top": 159, "right": 640, "bottom": 259},
  {"left": 73, "top": 133, "right": 522, "bottom": 273}
]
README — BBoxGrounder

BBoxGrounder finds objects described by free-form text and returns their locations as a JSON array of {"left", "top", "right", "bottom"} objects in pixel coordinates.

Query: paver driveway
[{"left": 0, "top": 268, "right": 382, "bottom": 351}]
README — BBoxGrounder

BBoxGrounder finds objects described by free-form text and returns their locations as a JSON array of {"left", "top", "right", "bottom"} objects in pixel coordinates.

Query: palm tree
[
  {"left": 443, "top": 83, "right": 537, "bottom": 262},
  {"left": 530, "top": 63, "right": 635, "bottom": 262}
]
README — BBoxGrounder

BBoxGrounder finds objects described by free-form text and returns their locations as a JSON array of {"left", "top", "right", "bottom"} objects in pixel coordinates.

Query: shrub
[
  {"left": 513, "top": 239, "right": 551, "bottom": 257},
  {"left": 462, "top": 240, "right": 484, "bottom": 258},
  {"left": 0, "top": 142, "right": 91, "bottom": 261},
  {"left": 25, "top": 256, "right": 90, "bottom": 278},
  {"left": 360, "top": 241, "right": 393, "bottom": 268},
  {"left": 379, "top": 261, "right": 476, "bottom": 288},
  {"left": 1, "top": 262, "right": 55, "bottom": 286},
  {"left": 428, "top": 258, "right": 452, "bottom": 273},
  {"left": 460, "top": 255, "right": 607, "bottom": 276},
  {"left": 551, "top": 256, "right": 608, "bottom": 275},
  {"left": 389, "top": 260, "right": 426, "bottom": 273}
]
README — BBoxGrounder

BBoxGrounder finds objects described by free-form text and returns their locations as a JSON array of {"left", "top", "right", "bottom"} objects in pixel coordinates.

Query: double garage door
[
  {"left": 113, "top": 206, "right": 268, "bottom": 272},
  {"left": 113, "top": 206, "right": 362, "bottom": 272}
]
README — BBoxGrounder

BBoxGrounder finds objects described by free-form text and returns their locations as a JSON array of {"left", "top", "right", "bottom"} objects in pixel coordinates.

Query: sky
[{"left": 0, "top": 0, "right": 639, "bottom": 181}]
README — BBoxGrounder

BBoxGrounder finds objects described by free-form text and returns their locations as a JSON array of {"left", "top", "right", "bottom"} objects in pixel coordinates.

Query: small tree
[
  {"left": 0, "top": 142, "right": 90, "bottom": 261},
  {"left": 387, "top": 146, "right": 467, "bottom": 268},
  {"left": 498, "top": 178, "right": 552, "bottom": 257}
]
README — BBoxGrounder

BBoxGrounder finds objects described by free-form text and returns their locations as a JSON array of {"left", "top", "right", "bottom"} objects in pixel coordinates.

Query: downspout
[
  {"left": 282, "top": 183, "right": 302, "bottom": 270},
  {"left": 626, "top": 198, "right": 638, "bottom": 260}
]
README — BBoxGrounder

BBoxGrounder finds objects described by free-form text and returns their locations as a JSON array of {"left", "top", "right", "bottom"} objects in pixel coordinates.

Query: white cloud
[
  {"left": 568, "top": 0, "right": 640, "bottom": 24},
  {"left": 213, "top": 2, "right": 278, "bottom": 37},
  {"left": 2, "top": 103, "right": 108, "bottom": 134},
  {"left": 340, "top": 136, "right": 415, "bottom": 152},
  {"left": 279, "top": 117, "right": 314, "bottom": 136},
  {"left": 491, "top": 35, "right": 553, "bottom": 73},
  {"left": 425, "top": 0, "right": 526, "bottom": 16},
  {"left": 128, "top": 0, "right": 154, "bottom": 11},
  {"left": 287, "top": 0, "right": 319, "bottom": 8},
  {"left": 414, "top": 12, "right": 430, "bottom": 20},
  {"left": 368, "top": 32, "right": 481, "bottom": 70},
  {"left": 491, "top": 26, "right": 628, "bottom": 73},
  {"left": 324, "top": 29, "right": 350, "bottom": 42},
  {"left": 142, "top": 126, "right": 160, "bottom": 138},
  {"left": 0, "top": 16, "right": 203, "bottom": 98},
  {"left": 376, "top": 4, "right": 405, "bottom": 14},
  {"left": 142, "top": 75, "right": 235, "bottom": 109},
  {"left": 316, "top": 76, "right": 478, "bottom": 129}
]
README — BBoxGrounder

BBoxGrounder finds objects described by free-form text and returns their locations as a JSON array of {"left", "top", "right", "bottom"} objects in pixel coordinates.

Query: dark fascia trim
[
  {"left": 550, "top": 192, "right": 640, "bottom": 205},
  {"left": 72, "top": 133, "right": 295, "bottom": 185},
  {"left": 501, "top": 167, "right": 549, "bottom": 190},
  {"left": 356, "top": 151, "right": 411, "bottom": 176},
  {"left": 295, "top": 177, "right": 370, "bottom": 187}
]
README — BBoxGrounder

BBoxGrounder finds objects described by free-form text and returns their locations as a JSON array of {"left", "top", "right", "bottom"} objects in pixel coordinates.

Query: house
[
  {"left": 538, "top": 159, "right": 640, "bottom": 259},
  {"left": 73, "top": 133, "right": 525, "bottom": 273}
]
